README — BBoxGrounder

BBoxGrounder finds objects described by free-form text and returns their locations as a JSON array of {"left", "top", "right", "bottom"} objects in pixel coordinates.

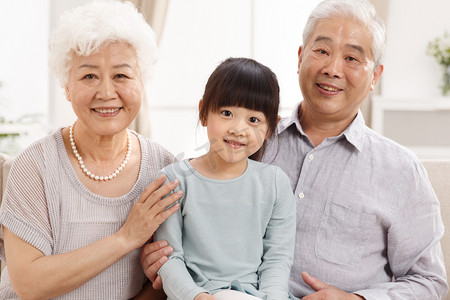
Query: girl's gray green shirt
[
  {"left": 155, "top": 159, "right": 296, "bottom": 300},
  {"left": 0, "top": 129, "right": 175, "bottom": 299}
]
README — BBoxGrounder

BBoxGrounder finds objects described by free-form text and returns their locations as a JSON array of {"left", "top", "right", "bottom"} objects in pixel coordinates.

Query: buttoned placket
[
  {"left": 295, "top": 149, "right": 316, "bottom": 201},
  {"left": 294, "top": 133, "right": 344, "bottom": 201}
]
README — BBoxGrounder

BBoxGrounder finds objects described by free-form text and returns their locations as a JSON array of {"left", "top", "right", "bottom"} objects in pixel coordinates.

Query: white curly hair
[{"left": 49, "top": 0, "right": 158, "bottom": 87}]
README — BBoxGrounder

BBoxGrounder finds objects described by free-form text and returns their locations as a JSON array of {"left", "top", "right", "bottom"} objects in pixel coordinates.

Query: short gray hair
[
  {"left": 303, "top": 0, "right": 386, "bottom": 67},
  {"left": 49, "top": 0, "right": 158, "bottom": 87}
]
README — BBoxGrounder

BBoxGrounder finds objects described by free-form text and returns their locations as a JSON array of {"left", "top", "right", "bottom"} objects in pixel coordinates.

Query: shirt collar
[
  {"left": 277, "top": 102, "right": 366, "bottom": 152},
  {"left": 342, "top": 111, "right": 365, "bottom": 152},
  {"left": 277, "top": 103, "right": 305, "bottom": 135}
]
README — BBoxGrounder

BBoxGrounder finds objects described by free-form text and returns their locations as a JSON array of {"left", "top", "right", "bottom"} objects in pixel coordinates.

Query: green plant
[
  {"left": 0, "top": 81, "right": 21, "bottom": 154},
  {"left": 427, "top": 31, "right": 450, "bottom": 96}
]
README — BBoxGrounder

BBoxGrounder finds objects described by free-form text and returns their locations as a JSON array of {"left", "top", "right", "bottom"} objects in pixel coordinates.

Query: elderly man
[{"left": 142, "top": 0, "right": 448, "bottom": 299}]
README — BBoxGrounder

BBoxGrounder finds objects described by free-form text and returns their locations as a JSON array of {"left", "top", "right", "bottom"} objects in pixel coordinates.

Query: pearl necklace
[{"left": 69, "top": 123, "right": 132, "bottom": 181}]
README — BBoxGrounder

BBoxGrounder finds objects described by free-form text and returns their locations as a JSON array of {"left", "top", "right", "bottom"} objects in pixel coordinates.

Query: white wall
[
  {"left": 147, "top": 0, "right": 252, "bottom": 159},
  {"left": 2, "top": 0, "right": 449, "bottom": 158},
  {"left": 374, "top": 0, "right": 450, "bottom": 159},
  {"left": 382, "top": 0, "right": 450, "bottom": 98},
  {"left": 252, "top": 1, "right": 318, "bottom": 109},
  {"left": 148, "top": 0, "right": 321, "bottom": 158},
  {"left": 0, "top": 0, "right": 50, "bottom": 153},
  {"left": 0, "top": 1, "right": 49, "bottom": 120}
]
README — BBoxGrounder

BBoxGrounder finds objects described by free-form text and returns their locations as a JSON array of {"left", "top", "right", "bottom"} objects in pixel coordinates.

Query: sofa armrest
[
  {"left": 421, "top": 159, "right": 450, "bottom": 300},
  {"left": 0, "top": 153, "right": 13, "bottom": 277},
  {"left": 0, "top": 153, "right": 13, "bottom": 200}
]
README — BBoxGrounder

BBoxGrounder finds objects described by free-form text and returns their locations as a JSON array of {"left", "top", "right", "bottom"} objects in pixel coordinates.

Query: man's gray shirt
[{"left": 262, "top": 103, "right": 448, "bottom": 299}]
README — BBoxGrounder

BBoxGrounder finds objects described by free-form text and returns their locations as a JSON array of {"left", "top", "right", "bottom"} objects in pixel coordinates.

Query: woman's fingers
[
  {"left": 138, "top": 174, "right": 178, "bottom": 204},
  {"left": 146, "top": 197, "right": 180, "bottom": 235},
  {"left": 118, "top": 175, "right": 182, "bottom": 247},
  {"left": 136, "top": 174, "right": 167, "bottom": 204},
  {"left": 151, "top": 189, "right": 182, "bottom": 217},
  {"left": 139, "top": 176, "right": 180, "bottom": 212},
  {"left": 135, "top": 190, "right": 181, "bottom": 240}
]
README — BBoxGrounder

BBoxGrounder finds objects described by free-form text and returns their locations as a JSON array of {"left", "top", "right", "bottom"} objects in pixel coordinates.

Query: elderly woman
[{"left": 0, "top": 1, "right": 181, "bottom": 299}]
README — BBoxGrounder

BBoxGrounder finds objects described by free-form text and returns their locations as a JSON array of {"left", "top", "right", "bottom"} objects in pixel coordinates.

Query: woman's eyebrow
[
  {"left": 78, "top": 64, "right": 98, "bottom": 69},
  {"left": 77, "top": 64, "right": 133, "bottom": 69},
  {"left": 113, "top": 64, "right": 133, "bottom": 69}
]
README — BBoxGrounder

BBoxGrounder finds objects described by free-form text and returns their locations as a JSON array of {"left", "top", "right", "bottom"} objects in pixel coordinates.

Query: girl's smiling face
[{"left": 203, "top": 105, "right": 269, "bottom": 168}]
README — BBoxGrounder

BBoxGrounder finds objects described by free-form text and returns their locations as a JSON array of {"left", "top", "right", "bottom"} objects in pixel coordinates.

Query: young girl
[{"left": 154, "top": 58, "right": 296, "bottom": 300}]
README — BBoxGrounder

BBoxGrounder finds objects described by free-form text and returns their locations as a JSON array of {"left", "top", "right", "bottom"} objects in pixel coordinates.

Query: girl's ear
[
  {"left": 198, "top": 99, "right": 206, "bottom": 126},
  {"left": 265, "top": 115, "right": 281, "bottom": 140}
]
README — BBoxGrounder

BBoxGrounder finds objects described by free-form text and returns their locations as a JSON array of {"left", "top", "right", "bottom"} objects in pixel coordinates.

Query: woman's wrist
[{"left": 113, "top": 230, "right": 138, "bottom": 254}]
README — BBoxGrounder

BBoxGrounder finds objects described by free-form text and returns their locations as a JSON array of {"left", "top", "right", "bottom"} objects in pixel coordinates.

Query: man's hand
[
  {"left": 301, "top": 272, "right": 365, "bottom": 300},
  {"left": 141, "top": 240, "right": 173, "bottom": 289}
]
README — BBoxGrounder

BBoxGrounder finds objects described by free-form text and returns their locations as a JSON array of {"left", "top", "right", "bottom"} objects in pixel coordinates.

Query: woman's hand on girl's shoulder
[{"left": 115, "top": 175, "right": 182, "bottom": 251}]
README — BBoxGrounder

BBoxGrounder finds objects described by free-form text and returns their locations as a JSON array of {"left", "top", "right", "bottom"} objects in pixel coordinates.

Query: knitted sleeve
[{"left": 0, "top": 141, "right": 54, "bottom": 259}]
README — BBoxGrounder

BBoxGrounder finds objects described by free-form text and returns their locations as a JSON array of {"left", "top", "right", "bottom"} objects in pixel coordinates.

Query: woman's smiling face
[{"left": 65, "top": 41, "right": 143, "bottom": 136}]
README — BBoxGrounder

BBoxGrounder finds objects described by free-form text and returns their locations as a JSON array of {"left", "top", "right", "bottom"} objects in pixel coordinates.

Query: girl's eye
[
  {"left": 221, "top": 110, "right": 232, "bottom": 117},
  {"left": 249, "top": 117, "right": 260, "bottom": 124}
]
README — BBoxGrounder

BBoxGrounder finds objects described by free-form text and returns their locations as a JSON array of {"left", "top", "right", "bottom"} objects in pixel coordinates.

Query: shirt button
[
  {"left": 298, "top": 192, "right": 305, "bottom": 199},
  {"left": 308, "top": 154, "right": 314, "bottom": 161}
]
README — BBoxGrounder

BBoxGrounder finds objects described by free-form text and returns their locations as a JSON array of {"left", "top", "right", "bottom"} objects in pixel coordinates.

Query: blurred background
[{"left": 0, "top": 0, "right": 449, "bottom": 159}]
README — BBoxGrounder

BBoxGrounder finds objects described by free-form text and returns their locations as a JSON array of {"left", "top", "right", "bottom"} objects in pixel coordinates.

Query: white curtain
[{"left": 127, "top": 0, "right": 170, "bottom": 137}]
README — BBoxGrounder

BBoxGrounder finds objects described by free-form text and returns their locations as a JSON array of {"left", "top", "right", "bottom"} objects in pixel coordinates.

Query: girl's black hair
[{"left": 199, "top": 57, "right": 280, "bottom": 161}]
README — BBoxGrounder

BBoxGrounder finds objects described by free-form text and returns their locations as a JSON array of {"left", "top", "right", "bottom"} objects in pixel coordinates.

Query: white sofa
[{"left": 0, "top": 154, "right": 449, "bottom": 298}]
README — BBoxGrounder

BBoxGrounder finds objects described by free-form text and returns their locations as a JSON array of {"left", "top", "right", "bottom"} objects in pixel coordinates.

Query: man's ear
[
  {"left": 198, "top": 99, "right": 206, "bottom": 126},
  {"left": 297, "top": 46, "right": 304, "bottom": 74},
  {"left": 370, "top": 64, "right": 384, "bottom": 91}
]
